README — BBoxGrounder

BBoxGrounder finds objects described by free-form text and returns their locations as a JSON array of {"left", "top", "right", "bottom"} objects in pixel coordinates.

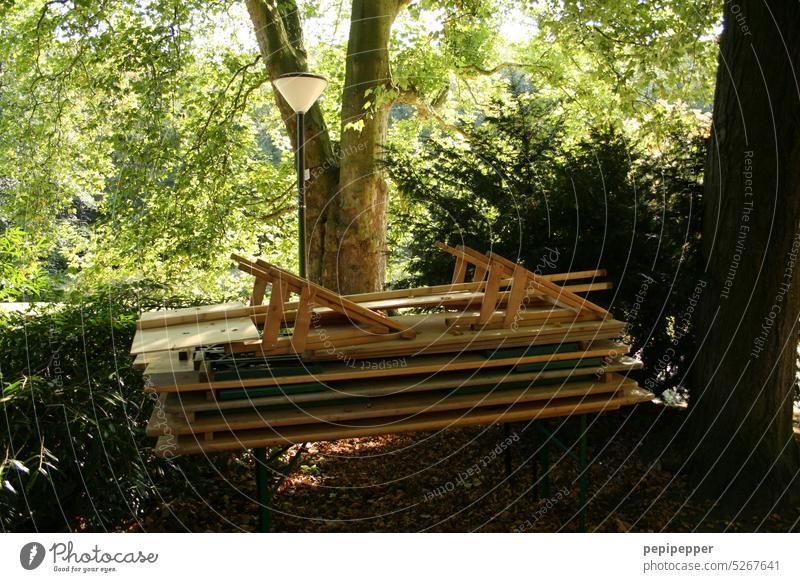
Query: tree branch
[
  {"left": 456, "top": 62, "right": 531, "bottom": 77},
  {"left": 393, "top": 87, "right": 474, "bottom": 143}
]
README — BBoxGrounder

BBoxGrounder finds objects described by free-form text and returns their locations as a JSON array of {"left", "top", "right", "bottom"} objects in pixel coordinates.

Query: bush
[
  {"left": 0, "top": 282, "right": 239, "bottom": 531},
  {"left": 386, "top": 94, "right": 707, "bottom": 394}
]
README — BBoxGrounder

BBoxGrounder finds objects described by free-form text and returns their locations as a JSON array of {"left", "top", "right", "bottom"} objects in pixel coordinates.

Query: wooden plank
[
  {"left": 147, "top": 339, "right": 629, "bottom": 392},
  {"left": 564, "top": 282, "right": 612, "bottom": 293},
  {"left": 451, "top": 256, "right": 467, "bottom": 284},
  {"left": 149, "top": 375, "right": 638, "bottom": 436},
  {"left": 261, "top": 279, "right": 290, "bottom": 349},
  {"left": 226, "top": 324, "right": 398, "bottom": 356},
  {"left": 228, "top": 314, "right": 624, "bottom": 360},
  {"left": 485, "top": 250, "right": 611, "bottom": 319},
  {"left": 249, "top": 257, "right": 417, "bottom": 338},
  {"left": 162, "top": 357, "right": 643, "bottom": 415},
  {"left": 504, "top": 267, "right": 531, "bottom": 327},
  {"left": 333, "top": 330, "right": 624, "bottom": 361},
  {"left": 542, "top": 269, "right": 608, "bottom": 282},
  {"left": 231, "top": 311, "right": 624, "bottom": 360},
  {"left": 311, "top": 314, "right": 625, "bottom": 358},
  {"left": 135, "top": 282, "right": 610, "bottom": 332},
  {"left": 142, "top": 350, "right": 198, "bottom": 385},
  {"left": 154, "top": 386, "right": 654, "bottom": 455},
  {"left": 137, "top": 303, "right": 247, "bottom": 330},
  {"left": 130, "top": 317, "right": 260, "bottom": 354},
  {"left": 250, "top": 279, "right": 268, "bottom": 306},
  {"left": 479, "top": 261, "right": 504, "bottom": 323},
  {"left": 446, "top": 308, "right": 594, "bottom": 330},
  {"left": 290, "top": 286, "right": 315, "bottom": 353}
]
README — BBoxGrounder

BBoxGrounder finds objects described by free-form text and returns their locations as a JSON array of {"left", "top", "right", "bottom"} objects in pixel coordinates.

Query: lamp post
[
  {"left": 254, "top": 73, "right": 327, "bottom": 534},
  {"left": 272, "top": 72, "right": 328, "bottom": 278}
]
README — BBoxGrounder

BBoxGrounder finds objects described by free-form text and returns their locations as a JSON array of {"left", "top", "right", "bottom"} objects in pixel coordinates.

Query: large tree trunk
[
  {"left": 690, "top": 1, "right": 800, "bottom": 511},
  {"left": 321, "top": 0, "right": 405, "bottom": 293},
  {"left": 247, "top": 0, "right": 406, "bottom": 293},
  {"left": 245, "top": 0, "right": 340, "bottom": 283}
]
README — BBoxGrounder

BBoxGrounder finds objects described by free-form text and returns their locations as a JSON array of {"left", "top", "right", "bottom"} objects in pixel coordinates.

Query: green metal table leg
[
  {"left": 578, "top": 414, "right": 588, "bottom": 533},
  {"left": 530, "top": 424, "right": 539, "bottom": 499},
  {"left": 539, "top": 421, "right": 551, "bottom": 498},
  {"left": 255, "top": 447, "right": 271, "bottom": 532},
  {"left": 503, "top": 423, "right": 513, "bottom": 479}
]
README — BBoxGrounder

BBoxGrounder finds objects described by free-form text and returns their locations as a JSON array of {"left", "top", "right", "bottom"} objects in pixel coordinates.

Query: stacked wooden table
[{"left": 132, "top": 244, "right": 652, "bottom": 457}]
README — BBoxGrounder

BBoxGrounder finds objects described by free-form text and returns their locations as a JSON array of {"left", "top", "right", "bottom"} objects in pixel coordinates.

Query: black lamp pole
[
  {"left": 296, "top": 111, "right": 305, "bottom": 278},
  {"left": 256, "top": 73, "right": 325, "bottom": 533}
]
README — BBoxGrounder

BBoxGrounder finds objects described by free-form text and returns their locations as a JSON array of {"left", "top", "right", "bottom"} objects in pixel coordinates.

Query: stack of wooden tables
[{"left": 132, "top": 244, "right": 652, "bottom": 457}]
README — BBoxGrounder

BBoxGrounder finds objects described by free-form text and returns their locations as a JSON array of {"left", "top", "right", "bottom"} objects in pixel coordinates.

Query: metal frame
[
  {"left": 254, "top": 444, "right": 306, "bottom": 532},
  {"left": 530, "top": 415, "right": 589, "bottom": 532}
]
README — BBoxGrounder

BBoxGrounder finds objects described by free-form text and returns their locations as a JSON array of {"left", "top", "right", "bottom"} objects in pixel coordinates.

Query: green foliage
[
  {"left": 386, "top": 90, "right": 708, "bottom": 394},
  {"left": 0, "top": 0, "right": 296, "bottom": 297},
  {"left": 0, "top": 283, "right": 237, "bottom": 531},
  {"left": 526, "top": 0, "right": 721, "bottom": 119},
  {"left": 0, "top": 227, "right": 51, "bottom": 301}
]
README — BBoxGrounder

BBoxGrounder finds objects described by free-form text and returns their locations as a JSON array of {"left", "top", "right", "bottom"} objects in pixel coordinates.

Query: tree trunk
[
  {"left": 245, "top": 0, "right": 339, "bottom": 283},
  {"left": 690, "top": 0, "right": 800, "bottom": 511},
  {"left": 321, "top": 0, "right": 405, "bottom": 294}
]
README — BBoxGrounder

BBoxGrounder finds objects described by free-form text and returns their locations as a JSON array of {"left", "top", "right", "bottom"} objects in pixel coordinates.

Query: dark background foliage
[{"left": 386, "top": 93, "right": 707, "bottom": 395}]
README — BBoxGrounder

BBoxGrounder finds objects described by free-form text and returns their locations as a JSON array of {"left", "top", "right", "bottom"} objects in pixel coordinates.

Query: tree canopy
[{"left": 0, "top": 0, "right": 721, "bottom": 298}]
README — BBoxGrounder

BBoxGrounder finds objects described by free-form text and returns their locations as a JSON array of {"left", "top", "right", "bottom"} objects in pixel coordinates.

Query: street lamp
[{"left": 273, "top": 72, "right": 328, "bottom": 278}]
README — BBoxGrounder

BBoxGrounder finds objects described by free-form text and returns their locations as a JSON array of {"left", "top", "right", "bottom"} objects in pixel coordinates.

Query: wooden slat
[
  {"left": 451, "top": 256, "right": 467, "bottom": 284},
  {"left": 162, "top": 357, "right": 643, "bottom": 415},
  {"left": 250, "top": 279, "right": 268, "bottom": 306},
  {"left": 290, "top": 286, "right": 315, "bottom": 353},
  {"left": 226, "top": 325, "right": 397, "bottom": 356},
  {"left": 504, "top": 267, "right": 530, "bottom": 327},
  {"left": 137, "top": 303, "right": 247, "bottom": 330},
  {"left": 130, "top": 317, "right": 260, "bottom": 354},
  {"left": 154, "top": 386, "right": 654, "bottom": 455},
  {"left": 447, "top": 308, "right": 593, "bottom": 329},
  {"left": 233, "top": 254, "right": 416, "bottom": 339},
  {"left": 311, "top": 314, "right": 625, "bottom": 358},
  {"left": 149, "top": 375, "right": 638, "bottom": 436},
  {"left": 479, "top": 261, "right": 504, "bottom": 323},
  {"left": 146, "top": 339, "right": 629, "bottom": 392},
  {"left": 542, "top": 269, "right": 608, "bottom": 282},
  {"left": 136, "top": 281, "right": 611, "bottom": 332},
  {"left": 261, "top": 279, "right": 289, "bottom": 349}
]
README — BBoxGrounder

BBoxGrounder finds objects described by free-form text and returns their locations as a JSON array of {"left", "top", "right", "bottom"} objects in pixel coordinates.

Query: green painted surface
[
  {"left": 514, "top": 357, "right": 603, "bottom": 373},
  {"left": 217, "top": 382, "right": 328, "bottom": 401},
  {"left": 481, "top": 342, "right": 581, "bottom": 360}
]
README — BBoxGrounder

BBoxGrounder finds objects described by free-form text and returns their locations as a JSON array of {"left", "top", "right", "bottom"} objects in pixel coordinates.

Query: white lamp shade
[{"left": 273, "top": 73, "right": 328, "bottom": 113}]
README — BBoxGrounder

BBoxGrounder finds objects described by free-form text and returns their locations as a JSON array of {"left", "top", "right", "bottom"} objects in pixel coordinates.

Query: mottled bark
[
  {"left": 321, "top": 0, "right": 405, "bottom": 293},
  {"left": 690, "top": 0, "right": 800, "bottom": 510},
  {"left": 247, "top": 0, "right": 406, "bottom": 293}
]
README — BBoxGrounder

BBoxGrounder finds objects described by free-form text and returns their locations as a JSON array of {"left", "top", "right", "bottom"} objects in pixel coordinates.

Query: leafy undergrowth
[{"left": 133, "top": 404, "right": 800, "bottom": 533}]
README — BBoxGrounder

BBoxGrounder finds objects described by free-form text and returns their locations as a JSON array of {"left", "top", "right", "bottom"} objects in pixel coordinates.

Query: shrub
[
  {"left": 0, "top": 282, "right": 239, "bottom": 531},
  {"left": 386, "top": 94, "right": 707, "bottom": 394}
]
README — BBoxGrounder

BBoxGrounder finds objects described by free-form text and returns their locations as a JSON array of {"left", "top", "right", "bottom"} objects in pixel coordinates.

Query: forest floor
[{"left": 135, "top": 403, "right": 800, "bottom": 533}]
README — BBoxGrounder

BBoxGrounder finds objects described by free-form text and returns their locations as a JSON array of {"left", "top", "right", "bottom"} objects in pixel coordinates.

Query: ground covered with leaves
[{"left": 134, "top": 404, "right": 800, "bottom": 533}]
